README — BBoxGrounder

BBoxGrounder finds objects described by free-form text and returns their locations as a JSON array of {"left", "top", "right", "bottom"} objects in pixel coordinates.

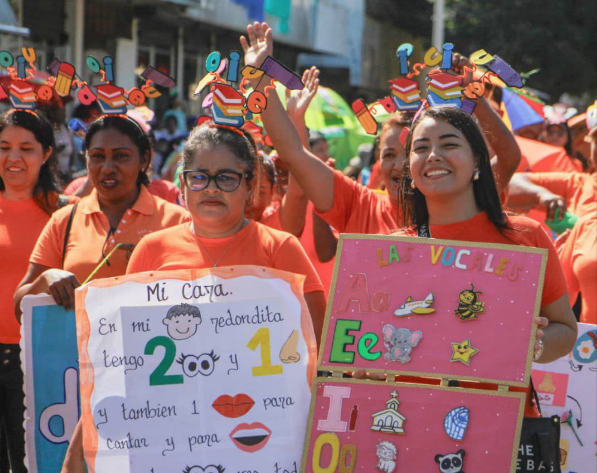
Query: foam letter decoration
[
  {"left": 396, "top": 43, "right": 413, "bottom": 75},
  {"left": 37, "top": 85, "right": 53, "bottom": 101},
  {"left": 103, "top": 56, "right": 114, "bottom": 82},
  {"left": 329, "top": 320, "right": 361, "bottom": 364},
  {"left": 441, "top": 43, "right": 454, "bottom": 70},
  {"left": 16, "top": 55, "right": 27, "bottom": 79},
  {"left": 77, "top": 84, "right": 97, "bottom": 106},
  {"left": 336, "top": 273, "right": 372, "bottom": 313},
  {"left": 21, "top": 47, "right": 36, "bottom": 64},
  {"left": 317, "top": 385, "right": 351, "bottom": 432},
  {"left": 247, "top": 90, "right": 267, "bottom": 114},
  {"left": 127, "top": 88, "right": 146, "bottom": 106},
  {"left": 0, "top": 51, "right": 14, "bottom": 68},
  {"left": 424, "top": 47, "right": 443, "bottom": 67},
  {"left": 86, "top": 56, "right": 101, "bottom": 73},
  {"left": 205, "top": 51, "right": 222, "bottom": 73},
  {"left": 312, "top": 433, "right": 340, "bottom": 473},
  {"left": 470, "top": 49, "right": 495, "bottom": 66},
  {"left": 240, "top": 65, "right": 266, "bottom": 80},
  {"left": 227, "top": 50, "right": 241, "bottom": 83}
]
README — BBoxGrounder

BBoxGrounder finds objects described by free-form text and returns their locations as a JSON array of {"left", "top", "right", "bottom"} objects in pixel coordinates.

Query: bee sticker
[{"left": 454, "top": 284, "right": 485, "bottom": 321}]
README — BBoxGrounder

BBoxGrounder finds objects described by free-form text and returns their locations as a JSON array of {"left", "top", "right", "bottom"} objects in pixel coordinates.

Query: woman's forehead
[
  {"left": 190, "top": 143, "right": 246, "bottom": 169},
  {"left": 89, "top": 128, "right": 137, "bottom": 149},
  {"left": 412, "top": 116, "right": 462, "bottom": 139}
]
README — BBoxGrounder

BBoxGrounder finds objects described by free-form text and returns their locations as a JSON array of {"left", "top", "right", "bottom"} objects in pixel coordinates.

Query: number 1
[{"left": 247, "top": 328, "right": 283, "bottom": 376}]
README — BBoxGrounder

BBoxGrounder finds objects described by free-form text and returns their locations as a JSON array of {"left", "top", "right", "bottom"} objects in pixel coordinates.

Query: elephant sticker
[{"left": 382, "top": 325, "right": 423, "bottom": 363}]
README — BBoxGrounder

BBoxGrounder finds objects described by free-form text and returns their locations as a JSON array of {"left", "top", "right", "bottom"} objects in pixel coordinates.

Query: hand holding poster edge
[{"left": 74, "top": 265, "right": 318, "bottom": 472}]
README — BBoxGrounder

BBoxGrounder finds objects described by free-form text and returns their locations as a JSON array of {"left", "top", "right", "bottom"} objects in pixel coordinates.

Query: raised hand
[
  {"left": 286, "top": 66, "right": 320, "bottom": 118},
  {"left": 240, "top": 21, "right": 273, "bottom": 70}
]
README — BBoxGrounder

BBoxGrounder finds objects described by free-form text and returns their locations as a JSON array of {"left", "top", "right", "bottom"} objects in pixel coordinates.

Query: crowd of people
[{"left": 0, "top": 21, "right": 594, "bottom": 472}]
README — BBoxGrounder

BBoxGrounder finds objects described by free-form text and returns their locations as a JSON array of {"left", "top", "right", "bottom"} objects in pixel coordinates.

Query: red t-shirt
[
  {"left": 393, "top": 212, "right": 569, "bottom": 417},
  {"left": 127, "top": 220, "right": 324, "bottom": 294},
  {"left": 556, "top": 215, "right": 597, "bottom": 324},
  {"left": 0, "top": 194, "right": 50, "bottom": 343},
  {"left": 317, "top": 170, "right": 398, "bottom": 234}
]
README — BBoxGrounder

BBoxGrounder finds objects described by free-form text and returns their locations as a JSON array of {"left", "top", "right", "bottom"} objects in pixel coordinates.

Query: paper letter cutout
[{"left": 317, "top": 385, "right": 351, "bottom": 432}]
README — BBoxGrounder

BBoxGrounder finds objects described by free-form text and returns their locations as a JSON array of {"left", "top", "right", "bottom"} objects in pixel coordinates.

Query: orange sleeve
[
  {"left": 527, "top": 172, "right": 574, "bottom": 202},
  {"left": 29, "top": 207, "right": 70, "bottom": 269},
  {"left": 272, "top": 235, "right": 324, "bottom": 294},
  {"left": 555, "top": 227, "right": 581, "bottom": 304},
  {"left": 316, "top": 170, "right": 370, "bottom": 233},
  {"left": 532, "top": 225, "right": 569, "bottom": 306},
  {"left": 126, "top": 235, "right": 156, "bottom": 274}
]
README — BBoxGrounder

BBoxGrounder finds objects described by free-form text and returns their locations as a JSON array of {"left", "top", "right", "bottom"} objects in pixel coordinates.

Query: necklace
[{"left": 191, "top": 220, "right": 246, "bottom": 268}]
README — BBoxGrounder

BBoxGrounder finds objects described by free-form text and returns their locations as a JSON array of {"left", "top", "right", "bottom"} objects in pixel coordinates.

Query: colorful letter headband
[
  {"left": 194, "top": 50, "right": 304, "bottom": 128},
  {"left": 352, "top": 43, "right": 524, "bottom": 135},
  {"left": 0, "top": 47, "right": 175, "bottom": 114}
]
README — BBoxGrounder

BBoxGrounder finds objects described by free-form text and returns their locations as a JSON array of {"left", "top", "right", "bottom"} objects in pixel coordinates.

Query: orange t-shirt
[
  {"left": 393, "top": 212, "right": 569, "bottom": 416},
  {"left": 259, "top": 201, "right": 282, "bottom": 231},
  {"left": 126, "top": 220, "right": 324, "bottom": 294},
  {"left": 556, "top": 215, "right": 597, "bottom": 324},
  {"left": 64, "top": 176, "right": 184, "bottom": 206},
  {"left": 30, "top": 186, "right": 190, "bottom": 283},
  {"left": 526, "top": 172, "right": 597, "bottom": 219},
  {"left": 317, "top": 170, "right": 398, "bottom": 234},
  {"left": 367, "top": 161, "right": 383, "bottom": 189},
  {"left": 0, "top": 194, "right": 50, "bottom": 343},
  {"left": 299, "top": 203, "right": 336, "bottom": 297}
]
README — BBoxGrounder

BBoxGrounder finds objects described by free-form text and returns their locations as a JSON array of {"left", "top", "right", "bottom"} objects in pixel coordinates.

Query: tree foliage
[{"left": 446, "top": 0, "right": 597, "bottom": 103}]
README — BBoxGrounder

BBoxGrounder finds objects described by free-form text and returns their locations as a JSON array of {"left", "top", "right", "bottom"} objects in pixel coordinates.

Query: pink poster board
[
  {"left": 302, "top": 379, "right": 526, "bottom": 473},
  {"left": 319, "top": 236, "right": 546, "bottom": 387}
]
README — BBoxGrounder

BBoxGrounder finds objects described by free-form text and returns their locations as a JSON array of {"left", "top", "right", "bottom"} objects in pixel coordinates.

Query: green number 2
[{"left": 144, "top": 336, "right": 184, "bottom": 386}]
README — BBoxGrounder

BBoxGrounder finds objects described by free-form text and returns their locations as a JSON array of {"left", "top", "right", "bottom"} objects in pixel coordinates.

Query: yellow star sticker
[{"left": 451, "top": 339, "right": 479, "bottom": 366}]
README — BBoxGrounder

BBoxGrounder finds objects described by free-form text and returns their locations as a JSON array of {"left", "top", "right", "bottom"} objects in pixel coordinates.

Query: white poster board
[
  {"left": 75, "top": 266, "right": 317, "bottom": 473},
  {"left": 532, "top": 323, "right": 597, "bottom": 473}
]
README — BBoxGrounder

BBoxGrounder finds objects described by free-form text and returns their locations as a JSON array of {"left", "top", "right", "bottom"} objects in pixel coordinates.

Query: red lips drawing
[
  {"left": 212, "top": 394, "right": 255, "bottom": 418},
  {"left": 229, "top": 422, "right": 272, "bottom": 453}
]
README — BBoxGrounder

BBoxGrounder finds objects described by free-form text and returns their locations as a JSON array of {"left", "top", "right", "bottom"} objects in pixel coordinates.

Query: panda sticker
[{"left": 434, "top": 449, "right": 465, "bottom": 473}]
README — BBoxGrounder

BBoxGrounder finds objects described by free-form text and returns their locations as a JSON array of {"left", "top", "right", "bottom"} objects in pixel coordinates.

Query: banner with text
[
  {"left": 21, "top": 295, "right": 80, "bottom": 473},
  {"left": 320, "top": 235, "right": 546, "bottom": 387},
  {"left": 532, "top": 323, "right": 597, "bottom": 473},
  {"left": 76, "top": 266, "right": 317, "bottom": 473}
]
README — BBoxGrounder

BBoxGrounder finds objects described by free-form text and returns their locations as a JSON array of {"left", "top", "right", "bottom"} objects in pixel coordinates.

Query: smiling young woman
[
  {"left": 394, "top": 107, "right": 578, "bottom": 416},
  {"left": 14, "top": 115, "right": 189, "bottom": 320},
  {"left": 126, "top": 124, "right": 326, "bottom": 342},
  {"left": 0, "top": 109, "right": 70, "bottom": 473}
]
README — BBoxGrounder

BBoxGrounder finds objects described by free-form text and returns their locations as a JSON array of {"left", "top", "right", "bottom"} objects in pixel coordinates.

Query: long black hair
[
  {"left": 399, "top": 107, "right": 510, "bottom": 233},
  {"left": 0, "top": 110, "right": 61, "bottom": 214},
  {"left": 84, "top": 115, "right": 151, "bottom": 186}
]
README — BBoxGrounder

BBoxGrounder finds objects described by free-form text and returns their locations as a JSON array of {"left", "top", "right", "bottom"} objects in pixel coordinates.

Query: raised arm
[
  {"left": 277, "top": 67, "right": 320, "bottom": 235},
  {"left": 240, "top": 22, "right": 335, "bottom": 212}
]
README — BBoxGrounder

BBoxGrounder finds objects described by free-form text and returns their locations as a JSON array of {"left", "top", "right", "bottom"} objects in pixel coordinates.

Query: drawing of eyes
[{"left": 177, "top": 350, "right": 220, "bottom": 377}]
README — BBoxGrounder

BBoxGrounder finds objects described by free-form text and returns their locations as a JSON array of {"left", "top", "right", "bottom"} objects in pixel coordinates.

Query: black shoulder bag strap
[{"left": 62, "top": 201, "right": 79, "bottom": 268}]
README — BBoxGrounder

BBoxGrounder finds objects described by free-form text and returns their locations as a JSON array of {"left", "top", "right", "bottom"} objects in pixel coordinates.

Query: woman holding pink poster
[{"left": 250, "top": 22, "right": 578, "bottom": 418}]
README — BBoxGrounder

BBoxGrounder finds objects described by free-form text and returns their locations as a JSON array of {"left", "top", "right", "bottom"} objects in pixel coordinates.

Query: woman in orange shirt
[
  {"left": 244, "top": 23, "right": 521, "bottom": 235},
  {"left": 0, "top": 110, "right": 71, "bottom": 473},
  {"left": 394, "top": 106, "right": 578, "bottom": 415},
  {"left": 126, "top": 122, "right": 326, "bottom": 339},
  {"left": 15, "top": 114, "right": 189, "bottom": 319},
  {"left": 556, "top": 214, "right": 596, "bottom": 324}
]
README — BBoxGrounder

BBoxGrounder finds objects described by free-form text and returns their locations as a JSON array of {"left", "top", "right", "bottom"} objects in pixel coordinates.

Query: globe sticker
[{"left": 444, "top": 406, "right": 470, "bottom": 441}]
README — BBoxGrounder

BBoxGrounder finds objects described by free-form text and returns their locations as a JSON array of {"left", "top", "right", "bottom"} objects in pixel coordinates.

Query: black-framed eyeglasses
[{"left": 182, "top": 170, "right": 252, "bottom": 192}]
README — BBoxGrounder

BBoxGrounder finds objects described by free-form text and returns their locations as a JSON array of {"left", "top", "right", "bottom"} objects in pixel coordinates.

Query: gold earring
[{"left": 473, "top": 170, "right": 480, "bottom": 181}]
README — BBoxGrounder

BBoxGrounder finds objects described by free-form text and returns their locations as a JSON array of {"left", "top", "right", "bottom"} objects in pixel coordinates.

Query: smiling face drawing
[{"left": 163, "top": 303, "right": 202, "bottom": 340}]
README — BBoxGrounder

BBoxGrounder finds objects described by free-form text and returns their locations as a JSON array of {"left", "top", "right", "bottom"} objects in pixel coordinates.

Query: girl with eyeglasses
[
  {"left": 126, "top": 123, "right": 326, "bottom": 341},
  {"left": 15, "top": 115, "right": 189, "bottom": 319}
]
